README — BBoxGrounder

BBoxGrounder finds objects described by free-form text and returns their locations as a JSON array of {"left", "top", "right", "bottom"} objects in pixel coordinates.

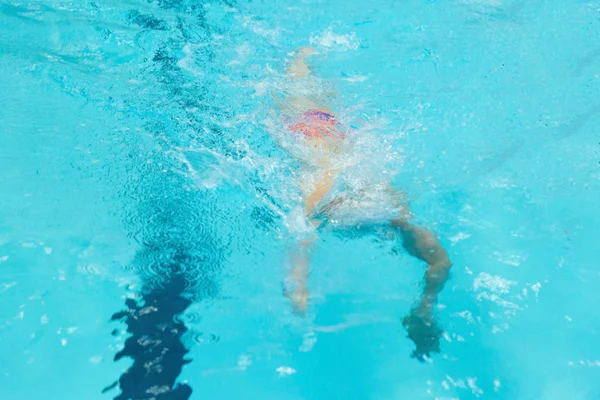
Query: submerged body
[{"left": 276, "top": 47, "right": 451, "bottom": 360}]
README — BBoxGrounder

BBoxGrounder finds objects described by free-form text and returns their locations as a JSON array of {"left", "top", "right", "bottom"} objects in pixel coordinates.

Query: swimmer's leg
[
  {"left": 391, "top": 216, "right": 452, "bottom": 360},
  {"left": 379, "top": 186, "right": 451, "bottom": 358},
  {"left": 392, "top": 218, "right": 452, "bottom": 300},
  {"left": 385, "top": 185, "right": 452, "bottom": 300}
]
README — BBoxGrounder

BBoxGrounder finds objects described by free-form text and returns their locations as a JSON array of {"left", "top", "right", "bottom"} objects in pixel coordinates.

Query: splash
[
  {"left": 261, "top": 72, "right": 407, "bottom": 231},
  {"left": 176, "top": 43, "right": 205, "bottom": 77},
  {"left": 473, "top": 272, "right": 516, "bottom": 294},
  {"left": 176, "top": 142, "right": 295, "bottom": 222},
  {"left": 309, "top": 27, "right": 360, "bottom": 52}
]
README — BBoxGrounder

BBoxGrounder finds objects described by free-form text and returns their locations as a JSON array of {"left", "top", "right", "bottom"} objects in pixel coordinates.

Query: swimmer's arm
[
  {"left": 286, "top": 47, "right": 316, "bottom": 80},
  {"left": 303, "top": 169, "right": 338, "bottom": 216},
  {"left": 285, "top": 166, "right": 337, "bottom": 314},
  {"left": 285, "top": 235, "right": 315, "bottom": 315}
]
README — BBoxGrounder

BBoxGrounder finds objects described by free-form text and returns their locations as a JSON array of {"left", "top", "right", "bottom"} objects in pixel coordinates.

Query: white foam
[
  {"left": 89, "top": 356, "right": 103, "bottom": 365},
  {"left": 240, "top": 15, "right": 279, "bottom": 40},
  {"left": 449, "top": 232, "right": 471, "bottom": 244},
  {"left": 284, "top": 207, "right": 315, "bottom": 237},
  {"left": 237, "top": 354, "right": 252, "bottom": 370},
  {"left": 1, "top": 281, "right": 17, "bottom": 293},
  {"left": 531, "top": 282, "right": 541, "bottom": 299},
  {"left": 467, "top": 377, "right": 484, "bottom": 397},
  {"left": 453, "top": 310, "right": 475, "bottom": 324},
  {"left": 310, "top": 27, "right": 360, "bottom": 51},
  {"left": 476, "top": 292, "right": 520, "bottom": 310},
  {"left": 176, "top": 43, "right": 205, "bottom": 77},
  {"left": 492, "top": 251, "right": 526, "bottom": 266},
  {"left": 494, "top": 379, "right": 501, "bottom": 392},
  {"left": 276, "top": 366, "right": 297, "bottom": 377},
  {"left": 473, "top": 272, "right": 516, "bottom": 294},
  {"left": 342, "top": 75, "right": 368, "bottom": 83}
]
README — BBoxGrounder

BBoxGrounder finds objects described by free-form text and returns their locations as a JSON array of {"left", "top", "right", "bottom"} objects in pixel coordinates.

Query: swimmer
[{"left": 275, "top": 47, "right": 452, "bottom": 360}]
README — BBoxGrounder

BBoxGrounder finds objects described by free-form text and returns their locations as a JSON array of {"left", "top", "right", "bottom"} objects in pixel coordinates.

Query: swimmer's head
[{"left": 290, "top": 110, "right": 344, "bottom": 139}]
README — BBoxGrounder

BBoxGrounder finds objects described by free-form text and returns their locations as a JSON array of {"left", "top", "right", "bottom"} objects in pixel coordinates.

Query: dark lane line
[
  {"left": 107, "top": 272, "right": 193, "bottom": 399},
  {"left": 103, "top": 161, "right": 223, "bottom": 400},
  {"left": 100, "top": 1, "right": 240, "bottom": 398}
]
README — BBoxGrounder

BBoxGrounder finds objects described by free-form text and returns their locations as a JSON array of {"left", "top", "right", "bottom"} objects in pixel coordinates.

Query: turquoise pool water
[{"left": 1, "top": 1, "right": 600, "bottom": 399}]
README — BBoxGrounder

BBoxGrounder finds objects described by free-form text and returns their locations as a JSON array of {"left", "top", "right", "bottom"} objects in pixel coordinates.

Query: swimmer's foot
[{"left": 402, "top": 305, "right": 442, "bottom": 361}]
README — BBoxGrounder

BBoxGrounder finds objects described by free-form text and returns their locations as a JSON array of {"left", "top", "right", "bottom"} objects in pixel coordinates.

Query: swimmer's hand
[
  {"left": 297, "top": 46, "right": 317, "bottom": 58},
  {"left": 284, "top": 285, "right": 309, "bottom": 316},
  {"left": 402, "top": 305, "right": 442, "bottom": 361},
  {"left": 284, "top": 236, "right": 315, "bottom": 317}
]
